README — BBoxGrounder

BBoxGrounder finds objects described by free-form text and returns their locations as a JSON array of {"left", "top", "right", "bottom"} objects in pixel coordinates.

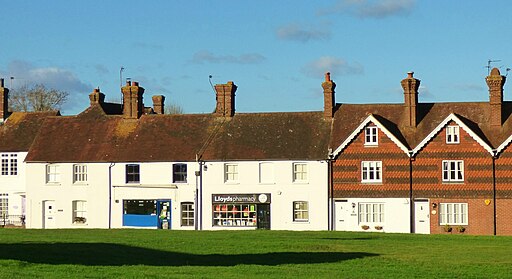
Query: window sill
[
  {"left": 73, "top": 182, "right": 89, "bottom": 186},
  {"left": 45, "top": 182, "right": 61, "bottom": 186},
  {"left": 364, "top": 143, "right": 378, "bottom": 147},
  {"left": 258, "top": 182, "right": 276, "bottom": 185},
  {"left": 292, "top": 181, "right": 309, "bottom": 184},
  {"left": 442, "top": 181, "right": 464, "bottom": 184},
  {"left": 224, "top": 181, "right": 240, "bottom": 185},
  {"left": 293, "top": 220, "right": 310, "bottom": 223},
  {"left": 361, "top": 181, "right": 383, "bottom": 184}
]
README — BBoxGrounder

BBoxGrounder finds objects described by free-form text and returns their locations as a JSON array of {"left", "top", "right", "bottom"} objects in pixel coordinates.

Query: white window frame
[
  {"left": 0, "top": 193, "right": 8, "bottom": 218},
  {"left": 361, "top": 161, "right": 382, "bottom": 183},
  {"left": 358, "top": 203, "right": 384, "bottom": 224},
  {"left": 73, "top": 164, "right": 87, "bottom": 183},
  {"left": 181, "top": 202, "right": 194, "bottom": 226},
  {"left": 125, "top": 164, "right": 140, "bottom": 184},
  {"left": 293, "top": 201, "right": 309, "bottom": 222},
  {"left": 224, "top": 163, "right": 238, "bottom": 183},
  {"left": 46, "top": 164, "right": 60, "bottom": 184},
  {"left": 72, "top": 200, "right": 87, "bottom": 224},
  {"left": 293, "top": 163, "right": 308, "bottom": 183},
  {"left": 1, "top": 153, "right": 17, "bottom": 176},
  {"left": 364, "top": 126, "right": 378, "bottom": 146},
  {"left": 439, "top": 203, "right": 468, "bottom": 225},
  {"left": 259, "top": 162, "right": 275, "bottom": 184},
  {"left": 442, "top": 160, "right": 464, "bottom": 182},
  {"left": 446, "top": 125, "right": 460, "bottom": 144}
]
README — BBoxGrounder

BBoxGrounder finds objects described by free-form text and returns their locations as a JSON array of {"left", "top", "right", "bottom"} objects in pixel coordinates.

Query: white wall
[{"left": 0, "top": 152, "right": 27, "bottom": 217}]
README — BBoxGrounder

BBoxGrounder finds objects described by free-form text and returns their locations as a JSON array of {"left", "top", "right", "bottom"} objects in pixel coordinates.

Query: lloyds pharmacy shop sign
[{"left": 212, "top": 193, "right": 271, "bottom": 204}]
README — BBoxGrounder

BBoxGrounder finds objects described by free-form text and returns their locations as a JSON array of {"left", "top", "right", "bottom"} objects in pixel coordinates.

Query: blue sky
[{"left": 1, "top": 0, "right": 511, "bottom": 115}]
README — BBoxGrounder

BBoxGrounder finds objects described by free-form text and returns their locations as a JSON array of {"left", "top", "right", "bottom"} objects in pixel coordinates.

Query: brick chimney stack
[
  {"left": 486, "top": 67, "right": 506, "bottom": 127},
  {"left": 401, "top": 71, "right": 420, "bottom": 127},
  {"left": 121, "top": 81, "right": 145, "bottom": 119},
  {"left": 152, "top": 95, "right": 165, "bottom": 114},
  {"left": 89, "top": 88, "right": 105, "bottom": 106},
  {"left": 214, "top": 81, "right": 237, "bottom": 117},
  {"left": 321, "top": 72, "right": 336, "bottom": 119},
  {"left": 0, "top": 78, "right": 9, "bottom": 123}
]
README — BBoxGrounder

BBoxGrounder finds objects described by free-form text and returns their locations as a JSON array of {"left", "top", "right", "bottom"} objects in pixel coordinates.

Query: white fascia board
[
  {"left": 332, "top": 114, "right": 411, "bottom": 158},
  {"left": 496, "top": 134, "right": 512, "bottom": 156},
  {"left": 411, "top": 113, "right": 494, "bottom": 156}
]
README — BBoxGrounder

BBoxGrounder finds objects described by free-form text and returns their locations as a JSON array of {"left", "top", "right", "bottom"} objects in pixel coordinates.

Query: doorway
[
  {"left": 257, "top": 204, "right": 270, "bottom": 229},
  {"left": 414, "top": 200, "right": 430, "bottom": 234},
  {"left": 157, "top": 200, "right": 171, "bottom": 229},
  {"left": 334, "top": 200, "right": 349, "bottom": 231},
  {"left": 43, "top": 200, "right": 56, "bottom": 229}
]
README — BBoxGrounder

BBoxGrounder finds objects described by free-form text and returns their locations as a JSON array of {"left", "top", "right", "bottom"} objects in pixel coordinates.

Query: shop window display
[{"left": 213, "top": 203, "right": 257, "bottom": 227}]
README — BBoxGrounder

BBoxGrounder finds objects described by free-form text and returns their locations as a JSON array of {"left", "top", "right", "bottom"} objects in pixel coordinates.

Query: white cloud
[
  {"left": 318, "top": 0, "right": 415, "bottom": 18},
  {"left": 276, "top": 23, "right": 330, "bottom": 42},
  {"left": 191, "top": 51, "right": 265, "bottom": 64},
  {"left": 301, "top": 56, "right": 364, "bottom": 78}
]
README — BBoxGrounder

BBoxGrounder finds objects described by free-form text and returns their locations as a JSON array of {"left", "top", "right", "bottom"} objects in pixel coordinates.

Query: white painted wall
[
  {"left": 333, "top": 198, "right": 411, "bottom": 233},
  {"left": 0, "top": 152, "right": 27, "bottom": 218},
  {"left": 200, "top": 160, "right": 329, "bottom": 231}
]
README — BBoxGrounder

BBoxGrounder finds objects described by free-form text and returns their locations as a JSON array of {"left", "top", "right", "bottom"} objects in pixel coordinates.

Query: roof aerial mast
[{"left": 486, "top": 59, "right": 501, "bottom": 75}]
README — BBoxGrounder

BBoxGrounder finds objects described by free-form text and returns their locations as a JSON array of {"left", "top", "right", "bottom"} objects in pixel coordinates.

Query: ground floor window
[
  {"left": 181, "top": 202, "right": 194, "bottom": 226},
  {"left": 0, "top": 193, "right": 7, "bottom": 218},
  {"left": 72, "top": 200, "right": 87, "bottom": 224},
  {"left": 213, "top": 203, "right": 257, "bottom": 227},
  {"left": 293, "top": 201, "right": 309, "bottom": 222},
  {"left": 123, "top": 200, "right": 157, "bottom": 227},
  {"left": 358, "top": 203, "right": 384, "bottom": 223},
  {"left": 439, "top": 203, "right": 468, "bottom": 225}
]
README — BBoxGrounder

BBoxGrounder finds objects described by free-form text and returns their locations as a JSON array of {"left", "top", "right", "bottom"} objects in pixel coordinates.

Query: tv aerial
[{"left": 486, "top": 59, "right": 501, "bottom": 75}]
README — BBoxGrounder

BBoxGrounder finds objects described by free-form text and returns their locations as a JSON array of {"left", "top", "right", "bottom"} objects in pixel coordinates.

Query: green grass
[{"left": 0, "top": 229, "right": 511, "bottom": 278}]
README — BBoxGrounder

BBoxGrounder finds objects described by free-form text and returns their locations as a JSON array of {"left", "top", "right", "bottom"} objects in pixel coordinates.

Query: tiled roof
[{"left": 0, "top": 111, "right": 59, "bottom": 152}]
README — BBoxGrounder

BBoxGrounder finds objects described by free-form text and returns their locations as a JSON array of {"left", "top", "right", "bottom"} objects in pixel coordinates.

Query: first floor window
[
  {"left": 259, "top": 162, "right": 275, "bottom": 184},
  {"left": 1, "top": 154, "right": 17, "bottom": 176},
  {"left": 358, "top": 203, "right": 384, "bottom": 223},
  {"left": 213, "top": 203, "right": 257, "bottom": 227},
  {"left": 224, "top": 164, "right": 238, "bottom": 183},
  {"left": 0, "top": 193, "right": 7, "bottom": 217},
  {"left": 46, "top": 164, "right": 60, "bottom": 183},
  {"left": 72, "top": 200, "right": 87, "bottom": 224},
  {"left": 173, "top": 163, "right": 187, "bottom": 183},
  {"left": 126, "top": 164, "right": 140, "bottom": 183},
  {"left": 181, "top": 202, "right": 194, "bottom": 226},
  {"left": 293, "top": 201, "right": 309, "bottom": 222},
  {"left": 446, "top": 125, "right": 460, "bottom": 144},
  {"left": 442, "top": 160, "right": 464, "bottom": 182},
  {"left": 361, "top": 161, "right": 382, "bottom": 183},
  {"left": 365, "top": 126, "right": 378, "bottom": 145},
  {"left": 293, "top": 163, "right": 308, "bottom": 182},
  {"left": 73, "top": 164, "right": 87, "bottom": 183},
  {"left": 439, "top": 203, "right": 467, "bottom": 225}
]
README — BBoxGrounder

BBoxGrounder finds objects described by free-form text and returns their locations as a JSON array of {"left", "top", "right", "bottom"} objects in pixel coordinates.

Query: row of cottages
[
  {"left": 329, "top": 68, "right": 512, "bottom": 235},
  {"left": 24, "top": 81, "right": 331, "bottom": 230}
]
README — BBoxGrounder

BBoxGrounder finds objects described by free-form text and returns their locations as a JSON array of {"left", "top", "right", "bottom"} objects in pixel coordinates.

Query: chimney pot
[
  {"left": 407, "top": 71, "right": 414, "bottom": 78},
  {"left": 325, "top": 72, "right": 331, "bottom": 82},
  {"left": 132, "top": 81, "right": 139, "bottom": 87},
  {"left": 0, "top": 78, "right": 3, "bottom": 88}
]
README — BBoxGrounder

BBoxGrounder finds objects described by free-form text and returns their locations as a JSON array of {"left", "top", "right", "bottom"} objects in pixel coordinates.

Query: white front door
[
  {"left": 43, "top": 201, "right": 56, "bottom": 229},
  {"left": 334, "top": 201, "right": 349, "bottom": 231},
  {"left": 414, "top": 200, "right": 430, "bottom": 234}
]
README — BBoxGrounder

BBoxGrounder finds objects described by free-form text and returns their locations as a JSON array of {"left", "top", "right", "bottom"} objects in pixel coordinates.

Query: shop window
[
  {"left": 0, "top": 193, "right": 7, "bottom": 218},
  {"left": 361, "top": 161, "right": 382, "bottom": 183},
  {"left": 213, "top": 203, "right": 257, "bottom": 227},
  {"left": 224, "top": 164, "right": 238, "bottom": 183},
  {"left": 293, "top": 163, "right": 307, "bottom": 182},
  {"left": 365, "top": 126, "right": 378, "bottom": 146},
  {"left": 46, "top": 164, "right": 60, "bottom": 184},
  {"left": 1, "top": 153, "right": 17, "bottom": 176},
  {"left": 72, "top": 200, "right": 87, "bottom": 224},
  {"left": 358, "top": 203, "right": 384, "bottom": 224},
  {"left": 73, "top": 164, "right": 87, "bottom": 183},
  {"left": 173, "top": 163, "right": 187, "bottom": 183},
  {"left": 293, "top": 201, "right": 309, "bottom": 222},
  {"left": 439, "top": 203, "right": 467, "bottom": 225},
  {"left": 181, "top": 202, "right": 194, "bottom": 226},
  {"left": 442, "top": 160, "right": 464, "bottom": 182},
  {"left": 126, "top": 164, "right": 140, "bottom": 184},
  {"left": 259, "top": 162, "right": 275, "bottom": 184},
  {"left": 446, "top": 126, "right": 460, "bottom": 144}
]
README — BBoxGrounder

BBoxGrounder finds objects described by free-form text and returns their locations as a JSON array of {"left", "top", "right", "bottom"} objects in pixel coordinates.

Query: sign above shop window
[{"left": 212, "top": 193, "right": 271, "bottom": 204}]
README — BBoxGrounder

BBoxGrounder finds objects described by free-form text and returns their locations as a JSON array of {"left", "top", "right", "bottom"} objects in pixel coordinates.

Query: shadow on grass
[{"left": 0, "top": 243, "right": 377, "bottom": 266}]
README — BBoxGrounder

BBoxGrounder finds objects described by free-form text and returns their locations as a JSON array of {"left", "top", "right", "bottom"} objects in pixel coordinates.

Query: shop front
[
  {"left": 212, "top": 193, "right": 271, "bottom": 229},
  {"left": 122, "top": 199, "right": 172, "bottom": 229}
]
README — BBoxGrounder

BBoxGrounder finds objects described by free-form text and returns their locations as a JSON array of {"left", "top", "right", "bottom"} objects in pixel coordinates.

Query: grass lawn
[{"left": 0, "top": 229, "right": 511, "bottom": 278}]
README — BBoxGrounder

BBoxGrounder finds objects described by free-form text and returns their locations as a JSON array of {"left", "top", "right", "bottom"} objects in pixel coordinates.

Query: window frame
[
  {"left": 442, "top": 160, "right": 464, "bottom": 182},
  {"left": 0, "top": 193, "right": 8, "bottom": 218},
  {"left": 172, "top": 163, "right": 187, "bottom": 183},
  {"left": 224, "top": 163, "right": 239, "bottom": 183},
  {"left": 446, "top": 125, "right": 460, "bottom": 144},
  {"left": 364, "top": 126, "right": 378, "bottom": 146},
  {"left": 180, "top": 202, "right": 194, "bottom": 226},
  {"left": 358, "top": 203, "right": 384, "bottom": 224},
  {"left": 439, "top": 203, "right": 468, "bottom": 225},
  {"left": 293, "top": 201, "right": 309, "bottom": 222},
  {"left": 46, "top": 164, "right": 60, "bottom": 184},
  {"left": 292, "top": 163, "right": 308, "bottom": 183},
  {"left": 125, "top": 164, "right": 140, "bottom": 184},
  {"left": 73, "top": 164, "right": 88, "bottom": 184},
  {"left": 361, "top": 161, "right": 382, "bottom": 183},
  {"left": 1, "top": 153, "right": 17, "bottom": 176},
  {"left": 72, "top": 200, "right": 87, "bottom": 224}
]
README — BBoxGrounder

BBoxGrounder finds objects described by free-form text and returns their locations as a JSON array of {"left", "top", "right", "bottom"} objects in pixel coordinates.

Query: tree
[
  {"left": 9, "top": 84, "right": 69, "bottom": 112},
  {"left": 165, "top": 102, "right": 184, "bottom": 115}
]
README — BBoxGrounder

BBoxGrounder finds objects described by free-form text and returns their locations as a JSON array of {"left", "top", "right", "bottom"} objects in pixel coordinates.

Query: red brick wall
[
  {"left": 495, "top": 146, "right": 512, "bottom": 235},
  {"left": 429, "top": 198, "right": 494, "bottom": 235}
]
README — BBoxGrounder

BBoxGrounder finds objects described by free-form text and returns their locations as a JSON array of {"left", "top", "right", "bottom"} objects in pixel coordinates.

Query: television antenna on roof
[{"left": 486, "top": 59, "right": 501, "bottom": 75}]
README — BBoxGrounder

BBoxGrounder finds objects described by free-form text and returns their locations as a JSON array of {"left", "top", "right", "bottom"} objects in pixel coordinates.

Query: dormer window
[
  {"left": 446, "top": 126, "right": 460, "bottom": 144},
  {"left": 365, "top": 126, "right": 378, "bottom": 146}
]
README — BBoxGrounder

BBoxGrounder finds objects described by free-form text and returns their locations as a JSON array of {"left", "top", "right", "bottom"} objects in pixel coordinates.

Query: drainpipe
[
  {"left": 195, "top": 155, "right": 204, "bottom": 231},
  {"left": 492, "top": 155, "right": 497, "bottom": 236},
  {"left": 327, "top": 150, "right": 334, "bottom": 231},
  {"left": 409, "top": 152, "right": 414, "bottom": 234},
  {"left": 108, "top": 162, "right": 115, "bottom": 229}
]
